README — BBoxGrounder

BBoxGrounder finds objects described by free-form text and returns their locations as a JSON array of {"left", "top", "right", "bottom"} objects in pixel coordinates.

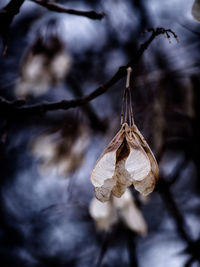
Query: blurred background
[{"left": 0, "top": 0, "right": 200, "bottom": 266}]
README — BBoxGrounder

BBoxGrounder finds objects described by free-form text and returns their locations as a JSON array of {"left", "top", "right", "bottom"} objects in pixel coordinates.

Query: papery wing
[
  {"left": 91, "top": 151, "right": 117, "bottom": 187},
  {"left": 91, "top": 126, "right": 125, "bottom": 187},
  {"left": 123, "top": 124, "right": 152, "bottom": 181},
  {"left": 133, "top": 171, "right": 156, "bottom": 196},
  {"left": 90, "top": 125, "right": 125, "bottom": 202},
  {"left": 95, "top": 178, "right": 116, "bottom": 202},
  {"left": 131, "top": 125, "right": 159, "bottom": 182},
  {"left": 125, "top": 141, "right": 151, "bottom": 181}
]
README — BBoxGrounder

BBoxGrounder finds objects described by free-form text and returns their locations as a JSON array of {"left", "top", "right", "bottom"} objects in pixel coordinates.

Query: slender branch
[
  {"left": 158, "top": 178, "right": 192, "bottom": 243},
  {"left": 168, "top": 155, "right": 189, "bottom": 186},
  {"left": 95, "top": 232, "right": 110, "bottom": 267},
  {"left": 158, "top": 177, "right": 200, "bottom": 263},
  {"left": 126, "top": 228, "right": 138, "bottom": 267},
  {"left": 0, "top": 28, "right": 177, "bottom": 118},
  {"left": 68, "top": 77, "right": 107, "bottom": 132},
  {"left": 184, "top": 257, "right": 195, "bottom": 267},
  {"left": 0, "top": 0, "right": 26, "bottom": 55},
  {"left": 31, "top": 0, "right": 105, "bottom": 20}
]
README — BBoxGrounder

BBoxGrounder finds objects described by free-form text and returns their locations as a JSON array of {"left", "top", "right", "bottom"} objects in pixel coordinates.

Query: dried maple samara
[{"left": 90, "top": 122, "right": 159, "bottom": 202}]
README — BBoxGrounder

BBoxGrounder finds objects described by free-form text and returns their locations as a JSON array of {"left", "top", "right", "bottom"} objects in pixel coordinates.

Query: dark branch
[
  {"left": 0, "top": 28, "right": 177, "bottom": 118},
  {"left": 126, "top": 228, "right": 138, "bottom": 267},
  {"left": 31, "top": 0, "right": 105, "bottom": 20},
  {"left": 68, "top": 77, "right": 107, "bottom": 132},
  {"left": 158, "top": 178, "right": 191, "bottom": 243},
  {"left": 0, "top": 0, "right": 25, "bottom": 55},
  {"left": 158, "top": 177, "right": 200, "bottom": 263}
]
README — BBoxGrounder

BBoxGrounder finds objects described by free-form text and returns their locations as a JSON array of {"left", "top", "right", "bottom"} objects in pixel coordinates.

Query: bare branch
[
  {"left": 0, "top": 0, "right": 25, "bottom": 55},
  {"left": 68, "top": 77, "right": 107, "bottom": 132},
  {"left": 0, "top": 28, "right": 177, "bottom": 118},
  {"left": 31, "top": 0, "right": 105, "bottom": 20},
  {"left": 158, "top": 176, "right": 200, "bottom": 263}
]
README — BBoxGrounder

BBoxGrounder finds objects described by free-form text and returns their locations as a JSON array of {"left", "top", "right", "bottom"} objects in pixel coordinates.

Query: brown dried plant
[{"left": 90, "top": 68, "right": 159, "bottom": 202}]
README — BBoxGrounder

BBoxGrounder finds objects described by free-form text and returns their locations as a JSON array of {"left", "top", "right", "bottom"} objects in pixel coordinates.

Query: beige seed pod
[{"left": 90, "top": 123, "right": 159, "bottom": 202}]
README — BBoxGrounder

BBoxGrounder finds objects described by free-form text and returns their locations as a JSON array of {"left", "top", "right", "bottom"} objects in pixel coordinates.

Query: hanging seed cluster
[{"left": 90, "top": 68, "right": 159, "bottom": 202}]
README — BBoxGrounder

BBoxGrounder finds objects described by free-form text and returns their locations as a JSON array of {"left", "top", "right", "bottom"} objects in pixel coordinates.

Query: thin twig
[
  {"left": 95, "top": 232, "right": 110, "bottom": 267},
  {"left": 68, "top": 77, "right": 107, "bottom": 132},
  {"left": 126, "top": 228, "right": 138, "bottom": 267},
  {"left": 0, "top": 28, "right": 177, "bottom": 118},
  {"left": 31, "top": 0, "right": 105, "bottom": 20}
]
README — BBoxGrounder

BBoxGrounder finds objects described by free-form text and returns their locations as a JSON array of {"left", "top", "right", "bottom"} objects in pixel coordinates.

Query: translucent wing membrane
[
  {"left": 125, "top": 142, "right": 151, "bottom": 181},
  {"left": 91, "top": 126, "right": 125, "bottom": 202},
  {"left": 133, "top": 171, "right": 156, "bottom": 196},
  {"left": 91, "top": 151, "right": 116, "bottom": 187},
  {"left": 131, "top": 124, "right": 159, "bottom": 182}
]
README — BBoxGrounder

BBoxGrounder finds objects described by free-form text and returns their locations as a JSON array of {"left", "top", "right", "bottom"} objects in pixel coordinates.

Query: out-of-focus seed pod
[
  {"left": 16, "top": 24, "right": 71, "bottom": 99},
  {"left": 89, "top": 189, "right": 147, "bottom": 235}
]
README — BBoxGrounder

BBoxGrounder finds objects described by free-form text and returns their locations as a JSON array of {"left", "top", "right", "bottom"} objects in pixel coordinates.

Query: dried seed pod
[
  {"left": 16, "top": 22, "right": 71, "bottom": 99},
  {"left": 90, "top": 123, "right": 158, "bottom": 202},
  {"left": 91, "top": 67, "right": 158, "bottom": 202},
  {"left": 89, "top": 189, "right": 147, "bottom": 235},
  {"left": 32, "top": 122, "right": 89, "bottom": 176},
  {"left": 89, "top": 197, "right": 118, "bottom": 231}
]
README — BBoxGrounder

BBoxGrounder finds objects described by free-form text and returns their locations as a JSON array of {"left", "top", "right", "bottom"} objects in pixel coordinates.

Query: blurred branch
[
  {"left": 158, "top": 178, "right": 191, "bottom": 243},
  {"left": 179, "top": 23, "right": 200, "bottom": 37},
  {"left": 184, "top": 257, "right": 195, "bottom": 267},
  {"left": 156, "top": 128, "right": 200, "bottom": 264},
  {"left": 96, "top": 232, "right": 110, "bottom": 267},
  {"left": 0, "top": 0, "right": 25, "bottom": 55},
  {"left": 31, "top": 0, "right": 105, "bottom": 20},
  {"left": 184, "top": 239, "right": 200, "bottom": 265},
  {"left": 191, "top": 75, "right": 200, "bottom": 190},
  {"left": 168, "top": 155, "right": 190, "bottom": 186},
  {"left": 69, "top": 77, "right": 107, "bottom": 132},
  {"left": 158, "top": 177, "right": 200, "bottom": 263},
  {"left": 0, "top": 28, "right": 177, "bottom": 118},
  {"left": 126, "top": 229, "right": 138, "bottom": 267}
]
